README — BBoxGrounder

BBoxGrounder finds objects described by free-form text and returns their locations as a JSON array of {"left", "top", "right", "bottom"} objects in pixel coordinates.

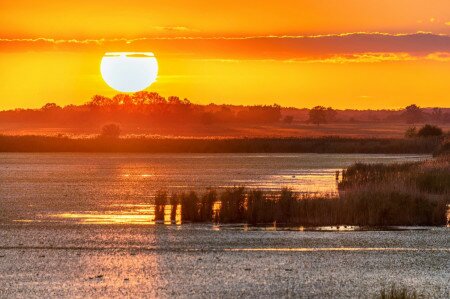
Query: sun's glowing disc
[{"left": 100, "top": 52, "right": 158, "bottom": 92}]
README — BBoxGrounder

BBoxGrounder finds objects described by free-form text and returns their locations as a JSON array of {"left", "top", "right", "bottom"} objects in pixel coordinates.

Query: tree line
[
  {"left": 1, "top": 92, "right": 282, "bottom": 129},
  {"left": 307, "top": 104, "right": 450, "bottom": 126},
  {"left": 0, "top": 93, "right": 448, "bottom": 133}
]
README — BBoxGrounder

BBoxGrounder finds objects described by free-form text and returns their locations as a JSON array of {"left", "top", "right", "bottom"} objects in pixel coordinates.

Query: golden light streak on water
[
  {"left": 149, "top": 205, "right": 156, "bottom": 224},
  {"left": 51, "top": 213, "right": 152, "bottom": 225},
  {"left": 164, "top": 204, "right": 172, "bottom": 224},
  {"left": 212, "top": 201, "right": 221, "bottom": 221},
  {"left": 49, "top": 203, "right": 184, "bottom": 225},
  {"left": 175, "top": 205, "right": 182, "bottom": 225}
]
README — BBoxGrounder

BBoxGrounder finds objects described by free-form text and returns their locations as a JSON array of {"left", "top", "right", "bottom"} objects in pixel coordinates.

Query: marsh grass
[
  {"left": 340, "top": 154, "right": 450, "bottom": 194},
  {"left": 378, "top": 285, "right": 418, "bottom": 299},
  {"left": 0, "top": 135, "right": 441, "bottom": 154},
  {"left": 154, "top": 155, "right": 448, "bottom": 226},
  {"left": 156, "top": 187, "right": 446, "bottom": 226}
]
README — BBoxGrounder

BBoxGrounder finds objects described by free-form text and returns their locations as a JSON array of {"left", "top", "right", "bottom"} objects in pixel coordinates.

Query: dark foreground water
[
  {"left": 1, "top": 153, "right": 448, "bottom": 298},
  {"left": 0, "top": 224, "right": 449, "bottom": 298}
]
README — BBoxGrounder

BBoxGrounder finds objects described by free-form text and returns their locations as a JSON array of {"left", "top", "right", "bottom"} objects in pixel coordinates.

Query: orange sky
[{"left": 0, "top": 0, "right": 449, "bottom": 109}]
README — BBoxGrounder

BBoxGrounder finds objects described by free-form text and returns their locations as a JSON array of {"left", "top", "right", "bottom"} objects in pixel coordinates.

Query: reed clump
[
  {"left": 340, "top": 154, "right": 450, "bottom": 194},
  {"left": 153, "top": 187, "right": 446, "bottom": 226},
  {"left": 154, "top": 191, "right": 167, "bottom": 221},
  {"left": 338, "top": 155, "right": 449, "bottom": 226},
  {"left": 153, "top": 156, "right": 448, "bottom": 226},
  {"left": 377, "top": 285, "right": 418, "bottom": 299}
]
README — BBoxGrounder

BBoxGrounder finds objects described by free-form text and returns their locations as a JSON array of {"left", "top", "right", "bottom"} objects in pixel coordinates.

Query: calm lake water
[{"left": 0, "top": 153, "right": 448, "bottom": 298}]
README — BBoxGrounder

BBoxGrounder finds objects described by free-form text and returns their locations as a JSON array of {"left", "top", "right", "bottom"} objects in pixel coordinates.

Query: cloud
[
  {"left": 1, "top": 32, "right": 449, "bottom": 63},
  {"left": 287, "top": 52, "right": 418, "bottom": 64},
  {"left": 425, "top": 52, "right": 450, "bottom": 61},
  {"left": 153, "top": 26, "right": 196, "bottom": 32},
  {"left": 196, "top": 53, "right": 424, "bottom": 64}
]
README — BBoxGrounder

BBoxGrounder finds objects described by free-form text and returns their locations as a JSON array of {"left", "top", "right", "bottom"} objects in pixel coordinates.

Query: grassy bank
[
  {"left": 0, "top": 135, "right": 441, "bottom": 153},
  {"left": 149, "top": 155, "right": 448, "bottom": 226}
]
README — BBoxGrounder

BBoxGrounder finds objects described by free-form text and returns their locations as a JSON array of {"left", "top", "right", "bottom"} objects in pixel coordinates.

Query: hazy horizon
[{"left": 2, "top": 92, "right": 450, "bottom": 111}]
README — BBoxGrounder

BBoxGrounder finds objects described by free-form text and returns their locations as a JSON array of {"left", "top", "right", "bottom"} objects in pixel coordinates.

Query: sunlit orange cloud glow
[{"left": 0, "top": 0, "right": 449, "bottom": 109}]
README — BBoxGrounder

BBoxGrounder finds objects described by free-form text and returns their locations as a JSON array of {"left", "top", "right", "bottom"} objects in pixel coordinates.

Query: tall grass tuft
[
  {"left": 378, "top": 285, "right": 418, "bottom": 299},
  {"left": 154, "top": 191, "right": 167, "bottom": 221},
  {"left": 219, "top": 187, "right": 246, "bottom": 223}
]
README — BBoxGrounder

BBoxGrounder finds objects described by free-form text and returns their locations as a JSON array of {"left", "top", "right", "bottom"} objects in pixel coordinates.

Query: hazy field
[{"left": 2, "top": 122, "right": 449, "bottom": 138}]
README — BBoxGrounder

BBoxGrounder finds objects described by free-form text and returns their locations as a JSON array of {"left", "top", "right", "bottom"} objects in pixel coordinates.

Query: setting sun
[{"left": 100, "top": 52, "right": 158, "bottom": 92}]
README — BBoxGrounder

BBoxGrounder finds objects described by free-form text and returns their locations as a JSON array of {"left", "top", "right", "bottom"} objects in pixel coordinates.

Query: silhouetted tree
[
  {"left": 89, "top": 95, "right": 112, "bottom": 108},
  {"left": 432, "top": 108, "right": 443, "bottom": 123},
  {"left": 112, "top": 94, "right": 133, "bottom": 106},
  {"left": 100, "top": 123, "right": 121, "bottom": 138},
  {"left": 200, "top": 112, "right": 215, "bottom": 125},
  {"left": 443, "top": 113, "right": 450, "bottom": 124},
  {"left": 326, "top": 107, "right": 337, "bottom": 122},
  {"left": 283, "top": 115, "right": 294, "bottom": 124},
  {"left": 41, "top": 103, "right": 61, "bottom": 111},
  {"left": 309, "top": 106, "right": 328, "bottom": 126},
  {"left": 404, "top": 104, "right": 423, "bottom": 124}
]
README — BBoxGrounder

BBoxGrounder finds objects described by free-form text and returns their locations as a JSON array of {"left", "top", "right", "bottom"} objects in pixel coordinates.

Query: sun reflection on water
[
  {"left": 52, "top": 213, "right": 153, "bottom": 225},
  {"left": 50, "top": 204, "right": 182, "bottom": 225}
]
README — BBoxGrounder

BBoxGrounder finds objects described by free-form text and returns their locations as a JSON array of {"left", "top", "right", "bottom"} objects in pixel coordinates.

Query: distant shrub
[
  {"left": 100, "top": 123, "right": 121, "bottom": 138},
  {"left": 417, "top": 124, "right": 443, "bottom": 137},
  {"left": 436, "top": 136, "right": 450, "bottom": 155},
  {"left": 283, "top": 115, "right": 294, "bottom": 124},
  {"left": 403, "top": 104, "right": 424, "bottom": 124},
  {"left": 404, "top": 127, "right": 417, "bottom": 138}
]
